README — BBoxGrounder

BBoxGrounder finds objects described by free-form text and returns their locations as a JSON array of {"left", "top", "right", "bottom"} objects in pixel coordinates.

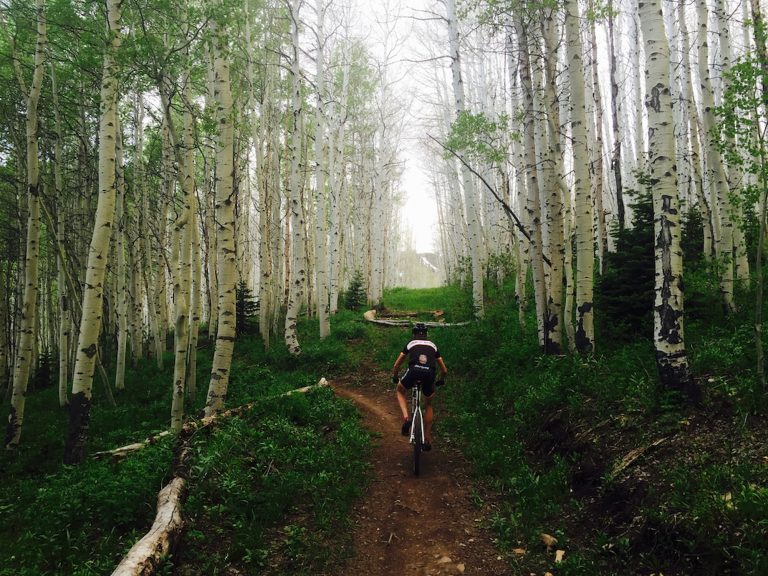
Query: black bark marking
[
  {"left": 64, "top": 392, "right": 92, "bottom": 464},
  {"left": 655, "top": 350, "right": 701, "bottom": 403},
  {"left": 82, "top": 343, "right": 97, "bottom": 358}
]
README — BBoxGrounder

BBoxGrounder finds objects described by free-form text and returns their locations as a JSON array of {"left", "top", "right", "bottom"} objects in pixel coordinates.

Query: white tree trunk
[
  {"left": 541, "top": 10, "right": 566, "bottom": 353},
  {"left": 515, "top": 16, "right": 547, "bottom": 347},
  {"left": 607, "top": 1, "right": 626, "bottom": 230},
  {"left": 677, "top": 1, "right": 711, "bottom": 257},
  {"left": 639, "top": 0, "right": 695, "bottom": 394},
  {"left": 448, "top": 0, "right": 484, "bottom": 318},
  {"left": 697, "top": 0, "right": 736, "bottom": 313},
  {"left": 284, "top": 0, "right": 306, "bottom": 356},
  {"left": 204, "top": 7, "right": 237, "bottom": 415},
  {"left": 115, "top": 123, "right": 128, "bottom": 391},
  {"left": 566, "top": 0, "right": 595, "bottom": 354},
  {"left": 51, "top": 62, "right": 70, "bottom": 408},
  {"left": 314, "top": 0, "right": 330, "bottom": 338},
  {"left": 6, "top": 0, "right": 46, "bottom": 448},
  {"left": 64, "top": 0, "right": 122, "bottom": 463},
  {"left": 171, "top": 81, "right": 195, "bottom": 433}
]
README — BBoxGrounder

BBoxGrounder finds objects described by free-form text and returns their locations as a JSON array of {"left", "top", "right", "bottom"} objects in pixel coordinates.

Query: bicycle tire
[{"left": 412, "top": 411, "right": 422, "bottom": 476}]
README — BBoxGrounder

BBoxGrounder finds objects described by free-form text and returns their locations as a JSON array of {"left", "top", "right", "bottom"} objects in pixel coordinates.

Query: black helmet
[{"left": 412, "top": 322, "right": 428, "bottom": 336}]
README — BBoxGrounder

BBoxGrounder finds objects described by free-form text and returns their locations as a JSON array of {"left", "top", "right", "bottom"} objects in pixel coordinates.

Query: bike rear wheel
[{"left": 412, "top": 411, "right": 422, "bottom": 476}]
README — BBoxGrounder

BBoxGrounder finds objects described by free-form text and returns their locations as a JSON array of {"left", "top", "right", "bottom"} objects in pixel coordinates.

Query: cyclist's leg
[
  {"left": 397, "top": 371, "right": 416, "bottom": 420},
  {"left": 423, "top": 389, "right": 435, "bottom": 445},
  {"left": 395, "top": 382, "right": 410, "bottom": 421}
]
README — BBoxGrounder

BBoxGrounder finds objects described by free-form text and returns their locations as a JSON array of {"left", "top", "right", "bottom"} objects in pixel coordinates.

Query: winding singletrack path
[{"left": 328, "top": 370, "right": 512, "bottom": 576}]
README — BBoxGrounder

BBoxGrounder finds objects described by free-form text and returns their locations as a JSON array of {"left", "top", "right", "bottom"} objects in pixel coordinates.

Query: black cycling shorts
[{"left": 400, "top": 367, "right": 436, "bottom": 397}]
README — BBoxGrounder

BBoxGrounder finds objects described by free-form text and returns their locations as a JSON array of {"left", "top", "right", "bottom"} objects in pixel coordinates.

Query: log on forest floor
[
  {"left": 111, "top": 477, "right": 185, "bottom": 576},
  {"left": 108, "top": 379, "right": 330, "bottom": 576},
  {"left": 92, "top": 431, "right": 172, "bottom": 461},
  {"left": 363, "top": 309, "right": 470, "bottom": 327},
  {"left": 95, "top": 379, "right": 330, "bottom": 461}
]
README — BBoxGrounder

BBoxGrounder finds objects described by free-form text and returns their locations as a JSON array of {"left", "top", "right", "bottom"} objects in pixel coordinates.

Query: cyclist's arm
[
  {"left": 436, "top": 357, "right": 448, "bottom": 377},
  {"left": 392, "top": 352, "right": 406, "bottom": 377}
]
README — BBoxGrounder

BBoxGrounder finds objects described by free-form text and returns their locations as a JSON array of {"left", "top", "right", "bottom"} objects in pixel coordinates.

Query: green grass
[
  {"left": 1, "top": 276, "right": 766, "bottom": 575},
  {"left": 179, "top": 388, "right": 370, "bottom": 574},
  {"left": 415, "top": 277, "right": 768, "bottom": 575},
  {"left": 0, "top": 312, "right": 372, "bottom": 576},
  {"left": 381, "top": 284, "right": 472, "bottom": 323}
]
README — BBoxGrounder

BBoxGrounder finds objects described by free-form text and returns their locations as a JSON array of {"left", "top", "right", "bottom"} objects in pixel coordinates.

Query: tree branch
[{"left": 428, "top": 134, "right": 551, "bottom": 267}]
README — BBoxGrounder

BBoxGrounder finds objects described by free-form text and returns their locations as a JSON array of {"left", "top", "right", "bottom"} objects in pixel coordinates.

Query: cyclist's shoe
[
  {"left": 422, "top": 441, "right": 432, "bottom": 451},
  {"left": 401, "top": 418, "right": 412, "bottom": 436}
]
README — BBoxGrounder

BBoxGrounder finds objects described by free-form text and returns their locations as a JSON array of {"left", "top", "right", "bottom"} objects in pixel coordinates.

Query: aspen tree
[
  {"left": 677, "top": 1, "right": 712, "bottom": 256},
  {"left": 5, "top": 0, "right": 46, "bottom": 448},
  {"left": 64, "top": 0, "right": 122, "bottom": 463},
  {"left": 115, "top": 122, "right": 128, "bottom": 391},
  {"left": 204, "top": 3, "right": 238, "bottom": 415},
  {"left": 566, "top": 0, "right": 595, "bottom": 353},
  {"left": 186, "top": 194, "right": 201, "bottom": 402},
  {"left": 138, "top": 96, "right": 163, "bottom": 369},
  {"left": 258, "top": 52, "right": 278, "bottom": 348},
  {"left": 327, "top": 61, "right": 349, "bottom": 315},
  {"left": 632, "top": 11, "right": 645, "bottom": 169},
  {"left": 541, "top": 9, "right": 566, "bottom": 353},
  {"left": 447, "top": 0, "right": 484, "bottom": 318},
  {"left": 314, "top": 0, "right": 331, "bottom": 338},
  {"left": 697, "top": 0, "right": 736, "bottom": 313},
  {"left": 515, "top": 14, "right": 547, "bottom": 348},
  {"left": 587, "top": 1, "right": 608, "bottom": 268},
  {"left": 714, "top": 0, "right": 750, "bottom": 282},
  {"left": 204, "top": 43, "right": 219, "bottom": 341},
  {"left": 607, "top": 0, "right": 626, "bottom": 230},
  {"left": 638, "top": 0, "right": 696, "bottom": 395},
  {"left": 284, "top": 0, "right": 306, "bottom": 356},
  {"left": 51, "top": 62, "right": 70, "bottom": 408},
  {"left": 171, "top": 79, "right": 195, "bottom": 432}
]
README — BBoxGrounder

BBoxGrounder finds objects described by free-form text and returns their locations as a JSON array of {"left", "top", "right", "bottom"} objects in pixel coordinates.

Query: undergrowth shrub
[
  {"left": 181, "top": 388, "right": 370, "bottom": 574},
  {"left": 1, "top": 441, "right": 173, "bottom": 576}
]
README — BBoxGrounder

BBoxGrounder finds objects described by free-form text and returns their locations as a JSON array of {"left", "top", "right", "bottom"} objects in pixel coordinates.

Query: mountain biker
[{"left": 391, "top": 322, "right": 448, "bottom": 451}]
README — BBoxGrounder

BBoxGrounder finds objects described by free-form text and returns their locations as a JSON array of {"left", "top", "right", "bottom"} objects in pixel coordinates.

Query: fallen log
[
  {"left": 92, "top": 431, "right": 172, "bottom": 462},
  {"left": 111, "top": 477, "right": 186, "bottom": 576},
  {"left": 363, "top": 309, "right": 470, "bottom": 328},
  {"left": 109, "top": 378, "right": 330, "bottom": 576},
  {"left": 94, "top": 379, "right": 330, "bottom": 460}
]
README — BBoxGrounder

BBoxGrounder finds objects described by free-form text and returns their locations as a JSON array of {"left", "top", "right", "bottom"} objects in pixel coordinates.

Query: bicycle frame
[{"left": 409, "top": 383, "right": 425, "bottom": 476}]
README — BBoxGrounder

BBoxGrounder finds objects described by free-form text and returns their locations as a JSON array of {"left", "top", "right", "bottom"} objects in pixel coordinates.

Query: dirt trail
[{"left": 328, "top": 371, "right": 512, "bottom": 576}]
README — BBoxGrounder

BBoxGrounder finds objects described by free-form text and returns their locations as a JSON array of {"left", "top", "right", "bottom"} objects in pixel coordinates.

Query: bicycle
[{"left": 404, "top": 378, "right": 444, "bottom": 477}]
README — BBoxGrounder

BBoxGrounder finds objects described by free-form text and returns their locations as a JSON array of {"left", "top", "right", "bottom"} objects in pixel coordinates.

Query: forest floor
[{"left": 326, "top": 365, "right": 514, "bottom": 576}]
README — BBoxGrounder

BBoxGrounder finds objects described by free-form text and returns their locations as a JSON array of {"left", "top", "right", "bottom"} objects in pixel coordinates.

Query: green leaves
[{"left": 444, "top": 110, "right": 510, "bottom": 165}]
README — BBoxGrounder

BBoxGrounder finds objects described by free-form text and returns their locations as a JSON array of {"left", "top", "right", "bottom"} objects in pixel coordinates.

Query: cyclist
[{"left": 391, "top": 322, "right": 448, "bottom": 451}]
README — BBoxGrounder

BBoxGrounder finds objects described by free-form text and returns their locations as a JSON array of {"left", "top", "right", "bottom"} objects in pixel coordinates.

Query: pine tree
[
  {"left": 236, "top": 281, "right": 259, "bottom": 336},
  {"left": 344, "top": 270, "right": 367, "bottom": 311},
  {"left": 597, "top": 191, "right": 655, "bottom": 342}
]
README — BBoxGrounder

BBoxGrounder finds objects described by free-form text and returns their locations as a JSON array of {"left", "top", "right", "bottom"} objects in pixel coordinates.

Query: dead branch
[
  {"left": 94, "top": 379, "right": 330, "bottom": 461},
  {"left": 110, "top": 477, "right": 186, "bottom": 576},
  {"left": 109, "top": 378, "right": 330, "bottom": 575},
  {"left": 610, "top": 437, "right": 668, "bottom": 479}
]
